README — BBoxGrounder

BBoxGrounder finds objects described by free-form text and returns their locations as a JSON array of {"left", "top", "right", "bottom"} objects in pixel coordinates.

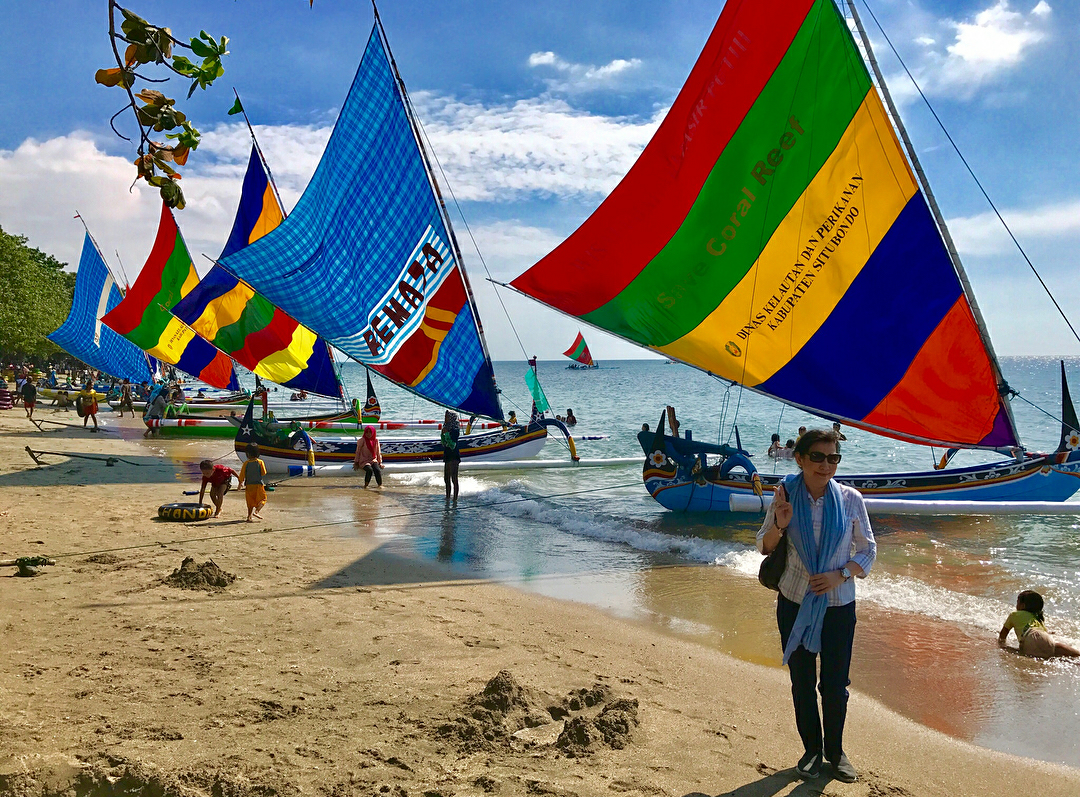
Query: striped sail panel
[
  {"left": 47, "top": 234, "right": 153, "bottom": 382},
  {"left": 221, "top": 145, "right": 284, "bottom": 258},
  {"left": 511, "top": 0, "right": 1015, "bottom": 449},
  {"left": 171, "top": 265, "right": 340, "bottom": 397},
  {"left": 101, "top": 203, "right": 239, "bottom": 390},
  {"left": 217, "top": 27, "right": 501, "bottom": 419},
  {"left": 563, "top": 332, "right": 594, "bottom": 366}
]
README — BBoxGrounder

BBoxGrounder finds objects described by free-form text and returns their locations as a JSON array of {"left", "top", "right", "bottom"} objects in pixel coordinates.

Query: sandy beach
[{"left": 2, "top": 407, "right": 1079, "bottom": 797}]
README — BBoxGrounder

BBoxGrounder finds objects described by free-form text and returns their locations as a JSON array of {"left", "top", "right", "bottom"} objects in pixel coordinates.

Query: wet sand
[{"left": 2, "top": 407, "right": 1080, "bottom": 797}]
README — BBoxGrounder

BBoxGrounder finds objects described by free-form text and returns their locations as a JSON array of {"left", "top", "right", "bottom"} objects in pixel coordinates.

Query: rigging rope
[
  {"left": 408, "top": 111, "right": 532, "bottom": 364},
  {"left": 861, "top": 0, "right": 1080, "bottom": 347}
]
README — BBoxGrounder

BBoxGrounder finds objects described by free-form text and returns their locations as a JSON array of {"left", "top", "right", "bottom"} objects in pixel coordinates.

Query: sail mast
[
  {"left": 846, "top": 0, "right": 1020, "bottom": 445},
  {"left": 371, "top": 2, "right": 502, "bottom": 414}
]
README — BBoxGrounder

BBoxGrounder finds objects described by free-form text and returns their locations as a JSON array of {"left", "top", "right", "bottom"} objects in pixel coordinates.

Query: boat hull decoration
[
  {"left": 237, "top": 420, "right": 549, "bottom": 475},
  {"left": 640, "top": 429, "right": 1080, "bottom": 513}
]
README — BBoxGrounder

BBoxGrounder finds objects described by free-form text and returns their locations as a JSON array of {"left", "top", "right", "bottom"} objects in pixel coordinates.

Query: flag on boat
[
  {"left": 101, "top": 203, "right": 240, "bottom": 390},
  {"left": 524, "top": 368, "right": 550, "bottom": 414},
  {"left": 511, "top": 0, "right": 1017, "bottom": 450},
  {"left": 216, "top": 27, "right": 502, "bottom": 420},
  {"left": 363, "top": 369, "right": 382, "bottom": 420},
  {"left": 169, "top": 146, "right": 340, "bottom": 398},
  {"left": 562, "top": 332, "right": 594, "bottom": 366},
  {"left": 48, "top": 233, "right": 153, "bottom": 383}
]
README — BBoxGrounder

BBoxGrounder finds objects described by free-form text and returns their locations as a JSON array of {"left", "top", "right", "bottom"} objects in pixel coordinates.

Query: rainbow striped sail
[
  {"left": 512, "top": 0, "right": 1017, "bottom": 450},
  {"left": 563, "top": 332, "right": 595, "bottom": 367},
  {"left": 102, "top": 203, "right": 239, "bottom": 390},
  {"left": 170, "top": 146, "right": 340, "bottom": 398},
  {"left": 217, "top": 27, "right": 502, "bottom": 420}
]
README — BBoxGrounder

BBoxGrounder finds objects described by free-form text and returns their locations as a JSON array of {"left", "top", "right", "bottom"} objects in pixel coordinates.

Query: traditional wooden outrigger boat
[
  {"left": 563, "top": 332, "right": 598, "bottom": 369},
  {"left": 509, "top": 0, "right": 1080, "bottom": 513},
  {"left": 228, "top": 11, "right": 573, "bottom": 473}
]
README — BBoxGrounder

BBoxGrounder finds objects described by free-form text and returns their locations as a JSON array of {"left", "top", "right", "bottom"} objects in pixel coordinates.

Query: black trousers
[
  {"left": 776, "top": 593, "right": 856, "bottom": 762},
  {"left": 363, "top": 463, "right": 382, "bottom": 486}
]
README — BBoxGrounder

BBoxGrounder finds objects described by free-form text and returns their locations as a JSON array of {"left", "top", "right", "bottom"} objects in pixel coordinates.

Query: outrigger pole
[{"left": 846, "top": 0, "right": 1021, "bottom": 446}]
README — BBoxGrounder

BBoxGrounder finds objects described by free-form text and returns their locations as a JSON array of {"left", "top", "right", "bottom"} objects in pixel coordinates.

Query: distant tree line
[{"left": 0, "top": 226, "right": 76, "bottom": 362}]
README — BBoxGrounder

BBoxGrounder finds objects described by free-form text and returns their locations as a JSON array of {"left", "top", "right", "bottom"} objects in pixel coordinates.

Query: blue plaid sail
[
  {"left": 218, "top": 27, "right": 501, "bottom": 420},
  {"left": 48, "top": 233, "right": 153, "bottom": 383}
]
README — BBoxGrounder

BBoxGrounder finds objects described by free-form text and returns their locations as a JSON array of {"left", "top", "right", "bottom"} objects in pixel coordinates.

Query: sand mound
[
  {"left": 84, "top": 553, "right": 122, "bottom": 564},
  {"left": 438, "top": 670, "right": 553, "bottom": 752},
  {"left": 163, "top": 557, "right": 236, "bottom": 591},
  {"left": 556, "top": 698, "right": 639, "bottom": 757}
]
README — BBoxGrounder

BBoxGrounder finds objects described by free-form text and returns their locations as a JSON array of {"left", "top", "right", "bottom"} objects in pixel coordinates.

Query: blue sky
[{"left": 1, "top": 0, "right": 1077, "bottom": 360}]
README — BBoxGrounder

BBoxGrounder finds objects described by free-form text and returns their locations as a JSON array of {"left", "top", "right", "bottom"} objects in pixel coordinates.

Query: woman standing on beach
[
  {"left": 756, "top": 429, "right": 876, "bottom": 784},
  {"left": 441, "top": 410, "right": 461, "bottom": 500}
]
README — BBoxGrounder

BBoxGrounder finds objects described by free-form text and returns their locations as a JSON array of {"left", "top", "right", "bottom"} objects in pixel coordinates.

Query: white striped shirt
[{"left": 756, "top": 481, "right": 876, "bottom": 607}]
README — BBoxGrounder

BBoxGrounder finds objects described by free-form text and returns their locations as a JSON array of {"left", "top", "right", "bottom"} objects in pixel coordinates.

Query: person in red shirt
[{"left": 198, "top": 459, "right": 237, "bottom": 518}]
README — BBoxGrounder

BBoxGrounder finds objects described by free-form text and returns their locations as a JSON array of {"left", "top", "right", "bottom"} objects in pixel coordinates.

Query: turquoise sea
[{"left": 258, "top": 356, "right": 1080, "bottom": 767}]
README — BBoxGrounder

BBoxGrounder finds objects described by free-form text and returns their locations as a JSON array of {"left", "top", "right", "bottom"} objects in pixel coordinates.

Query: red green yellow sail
[
  {"left": 102, "top": 203, "right": 239, "bottom": 390},
  {"left": 563, "top": 332, "right": 594, "bottom": 366},
  {"left": 512, "top": 0, "right": 1017, "bottom": 450}
]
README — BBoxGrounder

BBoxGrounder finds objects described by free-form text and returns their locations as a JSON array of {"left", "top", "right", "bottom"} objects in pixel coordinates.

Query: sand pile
[
  {"left": 437, "top": 670, "right": 553, "bottom": 752},
  {"left": 163, "top": 557, "right": 236, "bottom": 591},
  {"left": 556, "top": 698, "right": 639, "bottom": 757},
  {"left": 437, "top": 671, "right": 639, "bottom": 757}
]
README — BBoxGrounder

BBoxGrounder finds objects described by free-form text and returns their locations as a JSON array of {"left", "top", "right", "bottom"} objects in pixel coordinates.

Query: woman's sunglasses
[{"left": 805, "top": 451, "right": 842, "bottom": 464}]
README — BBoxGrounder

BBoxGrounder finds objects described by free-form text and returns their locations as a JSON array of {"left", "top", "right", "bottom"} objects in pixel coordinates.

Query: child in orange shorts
[{"left": 238, "top": 443, "right": 267, "bottom": 522}]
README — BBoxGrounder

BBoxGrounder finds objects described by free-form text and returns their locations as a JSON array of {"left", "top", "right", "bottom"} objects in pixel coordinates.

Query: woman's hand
[
  {"left": 773, "top": 484, "right": 793, "bottom": 529},
  {"left": 352, "top": 459, "right": 360, "bottom": 471},
  {"left": 809, "top": 570, "right": 845, "bottom": 595}
]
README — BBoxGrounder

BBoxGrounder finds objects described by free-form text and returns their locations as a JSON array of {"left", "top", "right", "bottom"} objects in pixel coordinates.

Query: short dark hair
[
  {"left": 1018, "top": 590, "right": 1045, "bottom": 622},
  {"left": 794, "top": 429, "right": 840, "bottom": 457},
  {"left": 246, "top": 443, "right": 260, "bottom": 458},
  {"left": 199, "top": 459, "right": 213, "bottom": 470}
]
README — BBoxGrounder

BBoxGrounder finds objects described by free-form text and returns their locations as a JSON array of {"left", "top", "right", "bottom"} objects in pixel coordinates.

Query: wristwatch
[{"left": 840, "top": 566, "right": 852, "bottom": 581}]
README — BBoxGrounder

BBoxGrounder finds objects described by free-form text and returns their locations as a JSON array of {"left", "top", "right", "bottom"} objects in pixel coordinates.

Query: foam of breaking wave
[{"left": 471, "top": 482, "right": 750, "bottom": 564}]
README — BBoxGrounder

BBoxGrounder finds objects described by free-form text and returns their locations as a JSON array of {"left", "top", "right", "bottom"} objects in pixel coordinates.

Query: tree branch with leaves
[{"left": 96, "top": 1, "right": 229, "bottom": 209}]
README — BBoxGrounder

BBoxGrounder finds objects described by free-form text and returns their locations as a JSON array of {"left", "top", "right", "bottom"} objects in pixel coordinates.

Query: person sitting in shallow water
[
  {"left": 565, "top": 408, "right": 577, "bottom": 426},
  {"left": 767, "top": 433, "right": 783, "bottom": 458},
  {"left": 776, "top": 439, "right": 796, "bottom": 460},
  {"left": 999, "top": 590, "right": 1080, "bottom": 659}
]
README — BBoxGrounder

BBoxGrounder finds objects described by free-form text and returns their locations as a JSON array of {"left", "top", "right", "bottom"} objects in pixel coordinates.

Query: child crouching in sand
[
  {"left": 999, "top": 590, "right": 1080, "bottom": 659},
  {"left": 238, "top": 443, "right": 267, "bottom": 522},
  {"left": 198, "top": 459, "right": 237, "bottom": 518}
]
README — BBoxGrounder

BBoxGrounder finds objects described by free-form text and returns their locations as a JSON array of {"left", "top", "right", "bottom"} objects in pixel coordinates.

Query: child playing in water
[
  {"left": 999, "top": 590, "right": 1080, "bottom": 659},
  {"left": 237, "top": 443, "right": 267, "bottom": 522}
]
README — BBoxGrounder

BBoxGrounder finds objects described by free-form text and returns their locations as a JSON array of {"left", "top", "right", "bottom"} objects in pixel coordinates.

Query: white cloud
[
  {"left": 948, "top": 198, "right": 1080, "bottom": 256},
  {"left": 527, "top": 49, "right": 643, "bottom": 92},
  {"left": 895, "top": 1, "right": 1053, "bottom": 100},
  {"left": 411, "top": 93, "right": 660, "bottom": 201}
]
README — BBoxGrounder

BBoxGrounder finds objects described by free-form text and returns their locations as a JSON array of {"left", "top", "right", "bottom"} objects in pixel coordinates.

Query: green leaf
[{"left": 189, "top": 36, "right": 213, "bottom": 58}]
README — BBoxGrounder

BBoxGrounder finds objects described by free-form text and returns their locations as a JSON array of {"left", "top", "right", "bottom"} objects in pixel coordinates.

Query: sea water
[{"left": 267, "top": 356, "right": 1080, "bottom": 766}]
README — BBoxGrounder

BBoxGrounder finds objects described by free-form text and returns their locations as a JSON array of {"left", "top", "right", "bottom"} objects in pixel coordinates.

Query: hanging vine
[{"left": 95, "top": 1, "right": 229, "bottom": 209}]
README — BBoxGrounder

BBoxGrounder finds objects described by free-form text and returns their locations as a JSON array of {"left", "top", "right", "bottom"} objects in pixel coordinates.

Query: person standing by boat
[
  {"left": 565, "top": 408, "right": 578, "bottom": 426},
  {"left": 78, "top": 383, "right": 99, "bottom": 432},
  {"left": 143, "top": 387, "right": 167, "bottom": 438},
  {"left": 832, "top": 422, "right": 847, "bottom": 442},
  {"left": 117, "top": 378, "right": 134, "bottom": 418},
  {"left": 352, "top": 426, "right": 384, "bottom": 488},
  {"left": 441, "top": 410, "right": 461, "bottom": 501},
  {"left": 21, "top": 377, "right": 37, "bottom": 420},
  {"left": 756, "top": 429, "right": 876, "bottom": 783},
  {"left": 767, "top": 433, "right": 783, "bottom": 459}
]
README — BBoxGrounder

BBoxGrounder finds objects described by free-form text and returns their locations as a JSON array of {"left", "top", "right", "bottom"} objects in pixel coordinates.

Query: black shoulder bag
[{"left": 758, "top": 528, "right": 788, "bottom": 591}]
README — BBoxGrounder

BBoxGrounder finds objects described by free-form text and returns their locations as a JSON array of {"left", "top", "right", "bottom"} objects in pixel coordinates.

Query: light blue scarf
[{"left": 782, "top": 472, "right": 847, "bottom": 665}]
